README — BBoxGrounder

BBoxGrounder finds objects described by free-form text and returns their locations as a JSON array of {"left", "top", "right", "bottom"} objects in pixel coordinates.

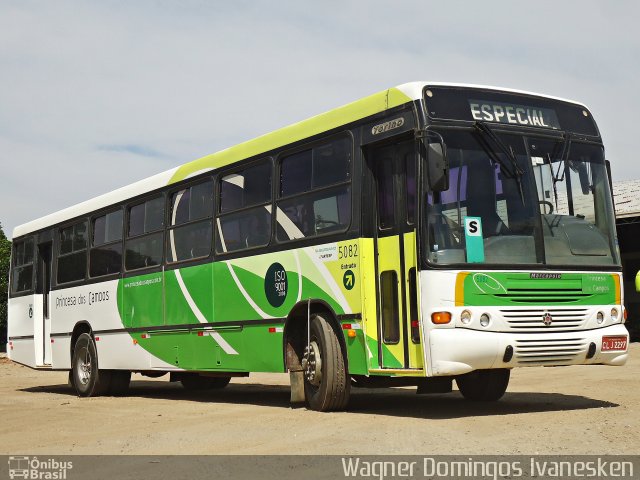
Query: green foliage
[{"left": 0, "top": 222, "right": 11, "bottom": 348}]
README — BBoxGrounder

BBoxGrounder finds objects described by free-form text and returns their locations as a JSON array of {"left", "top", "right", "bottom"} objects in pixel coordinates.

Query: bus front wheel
[
  {"left": 456, "top": 368, "right": 510, "bottom": 401},
  {"left": 301, "top": 314, "right": 350, "bottom": 411},
  {"left": 71, "top": 333, "right": 111, "bottom": 397}
]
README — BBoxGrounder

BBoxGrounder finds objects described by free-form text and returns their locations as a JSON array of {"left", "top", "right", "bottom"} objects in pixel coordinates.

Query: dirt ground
[{"left": 0, "top": 345, "right": 638, "bottom": 456}]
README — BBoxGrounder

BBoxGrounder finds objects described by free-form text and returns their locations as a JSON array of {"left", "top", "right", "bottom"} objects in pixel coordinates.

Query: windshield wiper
[
  {"left": 548, "top": 132, "right": 572, "bottom": 212},
  {"left": 554, "top": 132, "right": 572, "bottom": 182},
  {"left": 474, "top": 121, "right": 525, "bottom": 203}
]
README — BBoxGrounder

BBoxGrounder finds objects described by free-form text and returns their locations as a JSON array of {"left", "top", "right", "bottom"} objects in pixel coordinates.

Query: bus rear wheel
[
  {"left": 71, "top": 333, "right": 111, "bottom": 397},
  {"left": 456, "top": 368, "right": 510, "bottom": 401},
  {"left": 302, "top": 314, "right": 350, "bottom": 411}
]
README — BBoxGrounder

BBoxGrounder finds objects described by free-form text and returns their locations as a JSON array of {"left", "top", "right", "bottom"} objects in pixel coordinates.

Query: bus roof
[{"left": 13, "top": 82, "right": 587, "bottom": 238}]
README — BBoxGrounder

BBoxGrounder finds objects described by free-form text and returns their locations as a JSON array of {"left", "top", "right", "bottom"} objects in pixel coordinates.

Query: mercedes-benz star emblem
[{"left": 542, "top": 312, "right": 553, "bottom": 326}]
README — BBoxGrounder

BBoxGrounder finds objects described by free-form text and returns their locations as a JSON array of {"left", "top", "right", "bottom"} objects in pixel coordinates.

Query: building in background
[{"left": 614, "top": 179, "right": 640, "bottom": 340}]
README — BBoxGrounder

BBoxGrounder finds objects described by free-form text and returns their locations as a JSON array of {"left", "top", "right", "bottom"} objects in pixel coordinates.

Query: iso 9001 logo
[{"left": 8, "top": 456, "right": 73, "bottom": 479}]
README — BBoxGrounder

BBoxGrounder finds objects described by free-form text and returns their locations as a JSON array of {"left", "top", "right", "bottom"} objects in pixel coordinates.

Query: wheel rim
[
  {"left": 76, "top": 346, "right": 92, "bottom": 385},
  {"left": 302, "top": 340, "right": 322, "bottom": 387}
]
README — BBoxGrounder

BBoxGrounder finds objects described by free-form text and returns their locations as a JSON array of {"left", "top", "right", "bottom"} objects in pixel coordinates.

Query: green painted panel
[
  {"left": 459, "top": 272, "right": 617, "bottom": 306},
  {"left": 120, "top": 272, "right": 164, "bottom": 328}
]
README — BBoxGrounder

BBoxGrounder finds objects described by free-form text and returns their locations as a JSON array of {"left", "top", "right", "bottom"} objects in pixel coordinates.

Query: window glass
[
  {"left": 380, "top": 270, "right": 400, "bottom": 344},
  {"left": 281, "top": 150, "right": 312, "bottom": 197},
  {"left": 277, "top": 186, "right": 350, "bottom": 240},
  {"left": 406, "top": 153, "right": 416, "bottom": 224},
  {"left": 12, "top": 266, "right": 33, "bottom": 293},
  {"left": 277, "top": 138, "right": 352, "bottom": 242},
  {"left": 13, "top": 238, "right": 34, "bottom": 267},
  {"left": 313, "top": 138, "right": 350, "bottom": 188},
  {"left": 60, "top": 226, "right": 74, "bottom": 254},
  {"left": 167, "top": 220, "right": 212, "bottom": 262},
  {"left": 90, "top": 244, "right": 122, "bottom": 277},
  {"left": 93, "top": 210, "right": 123, "bottom": 246},
  {"left": 145, "top": 196, "right": 164, "bottom": 232},
  {"left": 129, "top": 197, "right": 164, "bottom": 236},
  {"left": 376, "top": 158, "right": 395, "bottom": 229},
  {"left": 170, "top": 180, "right": 213, "bottom": 225},
  {"left": 190, "top": 180, "right": 213, "bottom": 220},
  {"left": 11, "top": 238, "right": 34, "bottom": 293},
  {"left": 128, "top": 203, "right": 145, "bottom": 237},
  {"left": 57, "top": 252, "right": 86, "bottom": 284},
  {"left": 73, "top": 222, "right": 87, "bottom": 250},
  {"left": 57, "top": 221, "right": 88, "bottom": 283},
  {"left": 125, "top": 233, "right": 163, "bottom": 270},
  {"left": 216, "top": 207, "right": 271, "bottom": 253},
  {"left": 221, "top": 162, "right": 271, "bottom": 212}
]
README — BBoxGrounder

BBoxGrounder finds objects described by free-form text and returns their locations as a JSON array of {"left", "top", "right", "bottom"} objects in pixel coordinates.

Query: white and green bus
[{"left": 7, "top": 82, "right": 630, "bottom": 411}]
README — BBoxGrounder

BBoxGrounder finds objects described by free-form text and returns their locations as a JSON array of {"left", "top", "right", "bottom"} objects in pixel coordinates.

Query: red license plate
[{"left": 602, "top": 336, "right": 628, "bottom": 352}]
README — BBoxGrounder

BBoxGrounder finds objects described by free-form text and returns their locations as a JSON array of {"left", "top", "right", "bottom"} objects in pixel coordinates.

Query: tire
[
  {"left": 108, "top": 371, "right": 131, "bottom": 396},
  {"left": 180, "top": 374, "right": 231, "bottom": 390},
  {"left": 456, "top": 368, "right": 510, "bottom": 401},
  {"left": 71, "top": 333, "right": 112, "bottom": 397},
  {"left": 302, "top": 314, "right": 350, "bottom": 411}
]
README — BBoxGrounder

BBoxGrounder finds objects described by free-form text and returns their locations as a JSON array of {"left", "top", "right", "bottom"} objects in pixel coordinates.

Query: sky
[{"left": 1, "top": 0, "right": 639, "bottom": 239}]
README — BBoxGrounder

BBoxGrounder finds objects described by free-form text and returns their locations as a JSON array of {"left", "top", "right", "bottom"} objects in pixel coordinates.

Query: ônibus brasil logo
[{"left": 8, "top": 456, "right": 73, "bottom": 480}]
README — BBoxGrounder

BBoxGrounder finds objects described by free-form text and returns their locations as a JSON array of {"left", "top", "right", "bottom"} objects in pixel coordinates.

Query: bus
[{"left": 7, "top": 82, "right": 630, "bottom": 411}]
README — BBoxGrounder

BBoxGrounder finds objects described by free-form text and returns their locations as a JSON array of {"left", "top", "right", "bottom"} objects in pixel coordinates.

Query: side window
[
  {"left": 406, "top": 152, "right": 416, "bottom": 224},
  {"left": 125, "top": 196, "right": 164, "bottom": 270},
  {"left": 90, "top": 209, "right": 123, "bottom": 277},
  {"left": 216, "top": 161, "right": 272, "bottom": 253},
  {"left": 167, "top": 179, "right": 213, "bottom": 262},
  {"left": 57, "top": 221, "right": 88, "bottom": 284},
  {"left": 11, "top": 237, "right": 34, "bottom": 294},
  {"left": 277, "top": 137, "right": 351, "bottom": 241}
]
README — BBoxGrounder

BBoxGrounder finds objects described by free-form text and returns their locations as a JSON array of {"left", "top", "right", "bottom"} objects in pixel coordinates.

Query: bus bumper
[{"left": 427, "top": 323, "right": 629, "bottom": 376}]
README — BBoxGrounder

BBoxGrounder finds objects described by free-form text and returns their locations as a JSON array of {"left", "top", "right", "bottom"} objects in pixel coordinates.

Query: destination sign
[{"left": 469, "top": 100, "right": 560, "bottom": 129}]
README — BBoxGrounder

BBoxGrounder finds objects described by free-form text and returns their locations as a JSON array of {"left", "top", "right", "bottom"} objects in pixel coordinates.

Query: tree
[{"left": 0, "top": 222, "right": 11, "bottom": 350}]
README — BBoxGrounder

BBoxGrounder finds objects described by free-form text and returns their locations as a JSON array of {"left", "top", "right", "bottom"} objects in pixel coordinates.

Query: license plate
[{"left": 601, "top": 336, "right": 627, "bottom": 352}]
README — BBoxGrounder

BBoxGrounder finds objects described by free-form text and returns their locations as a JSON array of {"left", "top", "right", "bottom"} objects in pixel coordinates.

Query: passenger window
[
  {"left": 125, "top": 196, "right": 165, "bottom": 270},
  {"left": 216, "top": 160, "right": 272, "bottom": 254},
  {"left": 11, "top": 237, "right": 34, "bottom": 293},
  {"left": 57, "top": 221, "right": 88, "bottom": 284},
  {"left": 90, "top": 210, "right": 123, "bottom": 277},
  {"left": 277, "top": 137, "right": 352, "bottom": 241},
  {"left": 167, "top": 179, "right": 213, "bottom": 263}
]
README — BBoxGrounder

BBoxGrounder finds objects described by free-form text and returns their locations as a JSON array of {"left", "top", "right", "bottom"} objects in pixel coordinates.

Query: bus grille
[
  {"left": 514, "top": 337, "right": 588, "bottom": 365},
  {"left": 500, "top": 308, "right": 588, "bottom": 332},
  {"left": 493, "top": 289, "right": 589, "bottom": 304}
]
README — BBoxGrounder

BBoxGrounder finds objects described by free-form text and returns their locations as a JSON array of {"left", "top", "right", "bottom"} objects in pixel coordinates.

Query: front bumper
[{"left": 428, "top": 323, "right": 629, "bottom": 376}]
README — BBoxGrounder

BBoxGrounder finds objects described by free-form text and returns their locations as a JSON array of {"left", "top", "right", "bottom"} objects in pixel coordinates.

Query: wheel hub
[
  {"left": 77, "top": 349, "right": 91, "bottom": 385},
  {"left": 302, "top": 341, "right": 322, "bottom": 387}
]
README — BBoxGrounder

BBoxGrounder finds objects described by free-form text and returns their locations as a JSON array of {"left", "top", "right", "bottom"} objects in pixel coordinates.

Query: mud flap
[{"left": 289, "top": 370, "right": 305, "bottom": 405}]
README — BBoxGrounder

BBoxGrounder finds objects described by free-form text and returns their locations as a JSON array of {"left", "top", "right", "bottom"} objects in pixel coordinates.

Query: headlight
[
  {"left": 461, "top": 310, "right": 472, "bottom": 324},
  {"left": 480, "top": 313, "right": 490, "bottom": 327}
]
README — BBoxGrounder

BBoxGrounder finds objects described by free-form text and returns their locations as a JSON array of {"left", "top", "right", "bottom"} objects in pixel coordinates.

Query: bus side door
[{"left": 366, "top": 140, "right": 423, "bottom": 371}]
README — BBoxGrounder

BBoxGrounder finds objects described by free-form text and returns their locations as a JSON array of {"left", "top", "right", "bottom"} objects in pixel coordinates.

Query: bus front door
[{"left": 368, "top": 140, "right": 423, "bottom": 371}]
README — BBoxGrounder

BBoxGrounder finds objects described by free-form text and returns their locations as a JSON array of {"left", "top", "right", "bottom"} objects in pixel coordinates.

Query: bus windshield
[{"left": 425, "top": 128, "right": 620, "bottom": 267}]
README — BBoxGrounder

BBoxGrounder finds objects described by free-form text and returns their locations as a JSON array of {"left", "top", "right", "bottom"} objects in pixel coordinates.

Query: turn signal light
[
  {"left": 347, "top": 329, "right": 357, "bottom": 338},
  {"left": 431, "top": 312, "right": 452, "bottom": 324}
]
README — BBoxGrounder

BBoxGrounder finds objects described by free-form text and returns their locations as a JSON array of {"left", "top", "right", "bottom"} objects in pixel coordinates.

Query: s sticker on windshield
[{"left": 464, "top": 216, "right": 485, "bottom": 263}]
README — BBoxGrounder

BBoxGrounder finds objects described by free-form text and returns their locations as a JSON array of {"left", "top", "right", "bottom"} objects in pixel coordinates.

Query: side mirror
[{"left": 423, "top": 132, "right": 449, "bottom": 192}]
